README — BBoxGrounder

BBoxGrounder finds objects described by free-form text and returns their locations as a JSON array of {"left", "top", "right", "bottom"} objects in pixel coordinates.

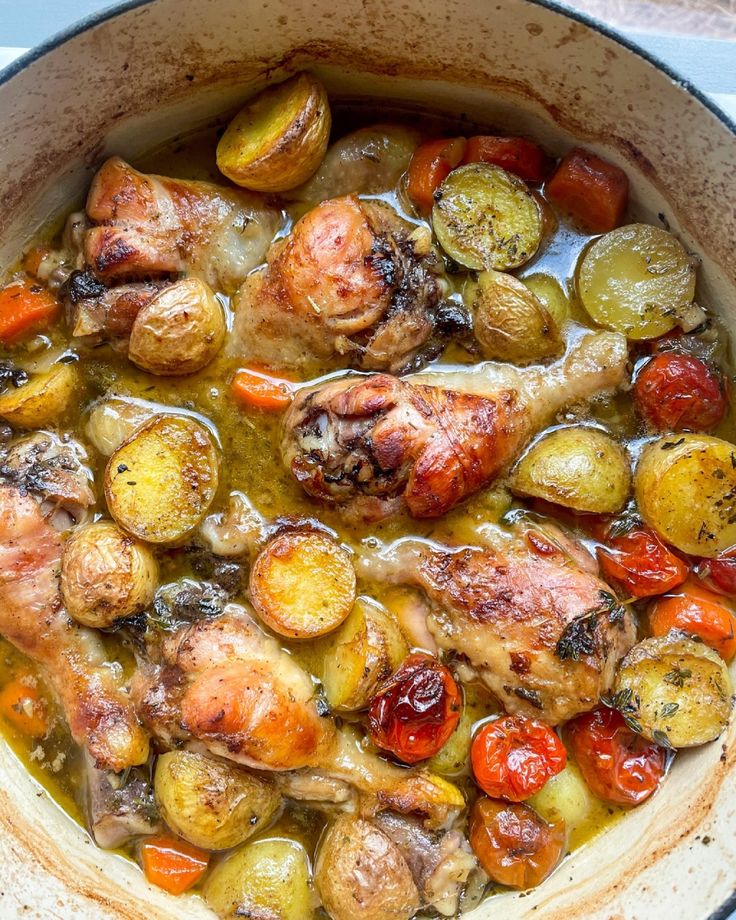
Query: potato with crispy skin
[
  {"left": 105, "top": 415, "right": 219, "bottom": 545},
  {"left": 61, "top": 521, "right": 157, "bottom": 627},
  {"left": 154, "top": 751, "right": 281, "bottom": 850},
  {"left": 0, "top": 363, "right": 77, "bottom": 428},
  {"left": 217, "top": 72, "right": 331, "bottom": 192},
  {"left": 250, "top": 529, "right": 356, "bottom": 638}
]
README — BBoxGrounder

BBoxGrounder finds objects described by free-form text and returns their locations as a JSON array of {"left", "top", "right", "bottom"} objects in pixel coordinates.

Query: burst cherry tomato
[
  {"left": 633, "top": 353, "right": 726, "bottom": 432},
  {"left": 471, "top": 715, "right": 567, "bottom": 801},
  {"left": 596, "top": 527, "right": 689, "bottom": 599},
  {"left": 695, "top": 546, "right": 736, "bottom": 597},
  {"left": 367, "top": 652, "right": 461, "bottom": 764},
  {"left": 566, "top": 707, "right": 666, "bottom": 806},
  {"left": 468, "top": 796, "right": 565, "bottom": 889},
  {"left": 649, "top": 577, "right": 736, "bottom": 661}
]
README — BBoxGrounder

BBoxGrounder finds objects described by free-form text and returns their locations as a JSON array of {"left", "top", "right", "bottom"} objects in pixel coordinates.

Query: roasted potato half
[
  {"left": 315, "top": 815, "right": 420, "bottom": 920},
  {"left": 128, "top": 278, "right": 226, "bottom": 376},
  {"left": 635, "top": 435, "right": 736, "bottom": 556},
  {"left": 432, "top": 163, "right": 543, "bottom": 271},
  {"left": 154, "top": 750, "right": 281, "bottom": 850},
  {"left": 217, "top": 72, "right": 331, "bottom": 192},
  {"left": 522, "top": 273, "right": 570, "bottom": 332},
  {"left": 204, "top": 838, "right": 313, "bottom": 920},
  {"left": 577, "top": 224, "right": 696, "bottom": 340},
  {"left": 0, "top": 362, "right": 77, "bottom": 428},
  {"left": 511, "top": 426, "right": 631, "bottom": 513},
  {"left": 427, "top": 685, "right": 498, "bottom": 777},
  {"left": 468, "top": 269, "right": 564, "bottom": 363},
  {"left": 60, "top": 521, "right": 158, "bottom": 628},
  {"left": 320, "top": 597, "right": 408, "bottom": 711},
  {"left": 105, "top": 415, "right": 219, "bottom": 545},
  {"left": 250, "top": 530, "right": 356, "bottom": 638},
  {"left": 614, "top": 632, "right": 733, "bottom": 747}
]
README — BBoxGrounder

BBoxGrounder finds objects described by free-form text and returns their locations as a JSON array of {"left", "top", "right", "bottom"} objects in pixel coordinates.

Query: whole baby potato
[
  {"left": 60, "top": 521, "right": 158, "bottom": 627},
  {"left": 511, "top": 426, "right": 631, "bottom": 513},
  {"left": 128, "top": 277, "right": 225, "bottom": 376},
  {"left": 154, "top": 750, "right": 281, "bottom": 850}
]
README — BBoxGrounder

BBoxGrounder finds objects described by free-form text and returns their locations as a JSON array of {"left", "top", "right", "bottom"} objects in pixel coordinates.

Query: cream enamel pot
[{"left": 0, "top": 1, "right": 735, "bottom": 917}]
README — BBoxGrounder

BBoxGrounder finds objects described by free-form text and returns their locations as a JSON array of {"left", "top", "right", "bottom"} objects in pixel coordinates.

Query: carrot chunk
[
  {"left": 649, "top": 577, "right": 736, "bottom": 662},
  {"left": 231, "top": 366, "right": 296, "bottom": 411},
  {"left": 546, "top": 148, "right": 628, "bottom": 233},
  {"left": 0, "top": 278, "right": 60, "bottom": 342},
  {"left": 406, "top": 137, "right": 466, "bottom": 213},
  {"left": 141, "top": 834, "right": 209, "bottom": 895},
  {"left": 0, "top": 676, "right": 48, "bottom": 737},
  {"left": 463, "top": 135, "right": 548, "bottom": 182}
]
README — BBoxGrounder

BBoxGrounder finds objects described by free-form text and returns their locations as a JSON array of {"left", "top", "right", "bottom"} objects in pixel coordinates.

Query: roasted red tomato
[
  {"left": 649, "top": 577, "right": 736, "bottom": 662},
  {"left": 468, "top": 796, "right": 566, "bottom": 889},
  {"left": 633, "top": 353, "right": 726, "bottom": 433},
  {"left": 471, "top": 715, "right": 567, "bottom": 801},
  {"left": 695, "top": 547, "right": 736, "bottom": 597},
  {"left": 597, "top": 527, "right": 689, "bottom": 599},
  {"left": 367, "top": 652, "right": 461, "bottom": 764},
  {"left": 566, "top": 707, "right": 667, "bottom": 806}
]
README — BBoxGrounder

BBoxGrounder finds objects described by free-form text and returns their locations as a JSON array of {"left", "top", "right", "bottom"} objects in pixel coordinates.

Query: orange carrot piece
[
  {"left": 649, "top": 577, "right": 736, "bottom": 662},
  {"left": 0, "top": 676, "right": 48, "bottom": 737},
  {"left": 0, "top": 278, "right": 60, "bottom": 342},
  {"left": 545, "top": 148, "right": 628, "bottom": 233},
  {"left": 141, "top": 834, "right": 209, "bottom": 895},
  {"left": 231, "top": 366, "right": 296, "bottom": 412},
  {"left": 463, "top": 136, "right": 548, "bottom": 183},
  {"left": 406, "top": 137, "right": 467, "bottom": 213}
]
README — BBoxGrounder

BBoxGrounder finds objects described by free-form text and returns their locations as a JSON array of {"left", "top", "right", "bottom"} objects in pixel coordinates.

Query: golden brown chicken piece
[
  {"left": 84, "top": 156, "right": 280, "bottom": 292},
  {"left": 0, "top": 485, "right": 149, "bottom": 771},
  {"left": 282, "top": 330, "right": 628, "bottom": 522},
  {"left": 132, "top": 605, "right": 463, "bottom": 827},
  {"left": 234, "top": 195, "right": 465, "bottom": 373},
  {"left": 358, "top": 524, "right": 636, "bottom": 724}
]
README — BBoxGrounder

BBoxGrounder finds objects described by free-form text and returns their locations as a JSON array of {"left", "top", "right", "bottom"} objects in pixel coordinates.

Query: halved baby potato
[
  {"left": 0, "top": 362, "right": 77, "bottom": 428},
  {"left": 511, "top": 426, "right": 631, "bottom": 513},
  {"left": 432, "top": 163, "right": 543, "bottom": 270},
  {"left": 217, "top": 72, "right": 331, "bottom": 192},
  {"left": 522, "top": 273, "right": 570, "bottom": 331},
  {"left": 320, "top": 597, "right": 408, "bottom": 711},
  {"left": 635, "top": 434, "right": 736, "bottom": 557},
  {"left": 250, "top": 529, "right": 356, "bottom": 638},
  {"left": 577, "top": 224, "right": 696, "bottom": 340},
  {"left": 468, "top": 269, "right": 564, "bottom": 364},
  {"left": 614, "top": 632, "right": 733, "bottom": 747},
  {"left": 128, "top": 277, "right": 226, "bottom": 376},
  {"left": 105, "top": 415, "right": 219, "bottom": 545},
  {"left": 60, "top": 521, "right": 158, "bottom": 628}
]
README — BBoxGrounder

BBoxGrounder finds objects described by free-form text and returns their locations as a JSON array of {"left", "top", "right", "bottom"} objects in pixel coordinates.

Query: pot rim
[{"left": 0, "top": 1, "right": 734, "bottom": 918}]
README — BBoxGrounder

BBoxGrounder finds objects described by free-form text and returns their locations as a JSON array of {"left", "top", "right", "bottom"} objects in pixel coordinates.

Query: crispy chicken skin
[
  {"left": 234, "top": 195, "right": 464, "bottom": 373},
  {"left": 84, "top": 156, "right": 280, "bottom": 292},
  {"left": 359, "top": 525, "right": 636, "bottom": 724},
  {"left": 282, "top": 330, "right": 628, "bottom": 521},
  {"left": 133, "top": 606, "right": 463, "bottom": 827},
  {"left": 0, "top": 485, "right": 149, "bottom": 770}
]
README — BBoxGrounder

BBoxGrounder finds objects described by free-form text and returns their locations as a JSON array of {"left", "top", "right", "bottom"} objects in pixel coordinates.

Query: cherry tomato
[
  {"left": 468, "top": 796, "right": 565, "bottom": 889},
  {"left": 367, "top": 652, "right": 461, "bottom": 764},
  {"left": 649, "top": 577, "right": 736, "bottom": 661},
  {"left": 695, "top": 546, "right": 736, "bottom": 597},
  {"left": 471, "top": 715, "right": 567, "bottom": 801},
  {"left": 596, "top": 527, "right": 689, "bottom": 599},
  {"left": 566, "top": 707, "right": 666, "bottom": 806},
  {"left": 633, "top": 353, "right": 726, "bottom": 432}
]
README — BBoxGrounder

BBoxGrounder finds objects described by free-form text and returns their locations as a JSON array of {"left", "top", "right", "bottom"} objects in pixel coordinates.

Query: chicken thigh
[
  {"left": 282, "top": 329, "right": 628, "bottom": 521},
  {"left": 358, "top": 522, "right": 636, "bottom": 724}
]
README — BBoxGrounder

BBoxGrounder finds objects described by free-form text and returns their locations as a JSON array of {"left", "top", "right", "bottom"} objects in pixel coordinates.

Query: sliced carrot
[
  {"left": 0, "top": 278, "right": 60, "bottom": 342},
  {"left": 231, "top": 366, "right": 296, "bottom": 412},
  {"left": 141, "top": 834, "right": 209, "bottom": 895},
  {"left": 463, "top": 135, "right": 548, "bottom": 183},
  {"left": 649, "top": 577, "right": 736, "bottom": 662},
  {"left": 406, "top": 137, "right": 467, "bottom": 213},
  {"left": 545, "top": 148, "right": 628, "bottom": 233},
  {"left": 0, "top": 676, "right": 48, "bottom": 737}
]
